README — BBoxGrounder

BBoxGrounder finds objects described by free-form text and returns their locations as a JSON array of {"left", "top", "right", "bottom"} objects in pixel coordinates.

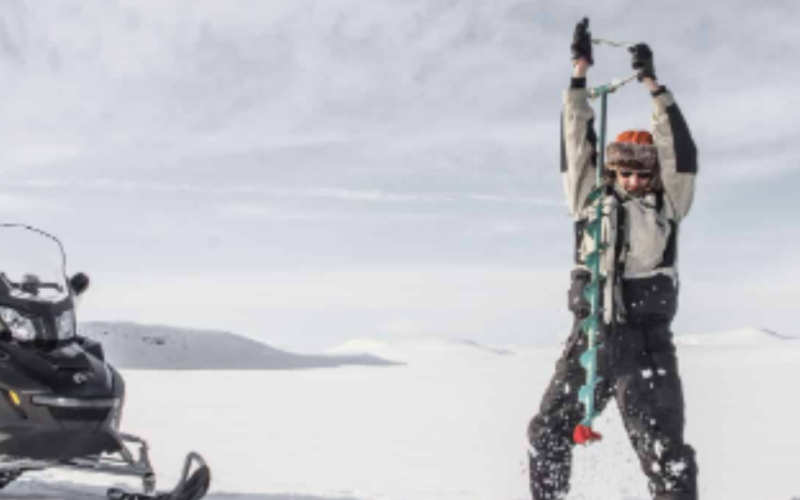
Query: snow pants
[{"left": 527, "top": 275, "right": 698, "bottom": 500}]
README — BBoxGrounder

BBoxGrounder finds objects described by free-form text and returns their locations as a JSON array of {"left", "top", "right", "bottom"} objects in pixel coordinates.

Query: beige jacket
[{"left": 560, "top": 84, "right": 698, "bottom": 322}]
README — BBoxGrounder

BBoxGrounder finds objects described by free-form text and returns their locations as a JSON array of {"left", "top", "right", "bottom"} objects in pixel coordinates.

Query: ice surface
[
  {"left": 5, "top": 328, "right": 799, "bottom": 500},
  {"left": 675, "top": 327, "right": 798, "bottom": 346}
]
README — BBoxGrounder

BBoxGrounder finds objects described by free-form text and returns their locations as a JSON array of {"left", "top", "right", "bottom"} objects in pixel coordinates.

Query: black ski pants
[{"left": 527, "top": 316, "right": 698, "bottom": 500}]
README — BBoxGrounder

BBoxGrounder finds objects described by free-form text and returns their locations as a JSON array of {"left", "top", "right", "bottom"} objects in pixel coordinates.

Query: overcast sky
[{"left": 0, "top": 0, "right": 797, "bottom": 351}]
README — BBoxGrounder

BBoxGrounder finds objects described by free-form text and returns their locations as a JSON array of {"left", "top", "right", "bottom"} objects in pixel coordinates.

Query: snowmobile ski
[
  {"left": 107, "top": 453, "right": 210, "bottom": 500},
  {"left": 0, "top": 469, "right": 22, "bottom": 489}
]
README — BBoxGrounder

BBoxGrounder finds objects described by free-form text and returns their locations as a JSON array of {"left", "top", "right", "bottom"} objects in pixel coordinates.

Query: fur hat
[{"left": 606, "top": 130, "right": 659, "bottom": 171}]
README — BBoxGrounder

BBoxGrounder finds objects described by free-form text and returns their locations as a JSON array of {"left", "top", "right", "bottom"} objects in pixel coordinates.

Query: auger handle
[
  {"left": 587, "top": 37, "right": 641, "bottom": 99},
  {"left": 591, "top": 38, "right": 637, "bottom": 49}
]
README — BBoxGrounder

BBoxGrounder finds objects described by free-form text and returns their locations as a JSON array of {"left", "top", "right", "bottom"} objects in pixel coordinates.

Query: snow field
[{"left": 9, "top": 332, "right": 800, "bottom": 500}]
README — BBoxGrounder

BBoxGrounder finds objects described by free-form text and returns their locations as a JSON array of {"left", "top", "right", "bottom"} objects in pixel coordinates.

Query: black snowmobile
[{"left": 0, "top": 224, "right": 210, "bottom": 500}]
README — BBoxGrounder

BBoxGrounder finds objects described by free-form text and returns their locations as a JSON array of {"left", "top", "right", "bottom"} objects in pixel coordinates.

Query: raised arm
[
  {"left": 562, "top": 19, "right": 599, "bottom": 218},
  {"left": 630, "top": 44, "right": 698, "bottom": 221},
  {"left": 651, "top": 87, "right": 697, "bottom": 221}
]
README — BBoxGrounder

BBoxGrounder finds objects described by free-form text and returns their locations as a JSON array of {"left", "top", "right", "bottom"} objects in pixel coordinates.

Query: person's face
[{"left": 616, "top": 168, "right": 653, "bottom": 196}]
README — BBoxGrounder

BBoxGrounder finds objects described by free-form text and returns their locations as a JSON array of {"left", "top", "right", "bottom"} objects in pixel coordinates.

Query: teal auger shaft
[
  {"left": 577, "top": 91, "right": 607, "bottom": 432},
  {"left": 574, "top": 37, "right": 640, "bottom": 444}
]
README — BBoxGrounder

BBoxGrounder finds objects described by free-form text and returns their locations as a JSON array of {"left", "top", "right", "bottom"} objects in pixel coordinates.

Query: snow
[
  {"left": 329, "top": 337, "right": 516, "bottom": 363},
  {"left": 3, "top": 327, "right": 799, "bottom": 500},
  {"left": 675, "top": 327, "right": 796, "bottom": 346}
]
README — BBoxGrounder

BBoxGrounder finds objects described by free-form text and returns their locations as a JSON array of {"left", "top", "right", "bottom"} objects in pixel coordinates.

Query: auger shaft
[
  {"left": 573, "top": 38, "right": 640, "bottom": 444},
  {"left": 577, "top": 91, "right": 607, "bottom": 431}
]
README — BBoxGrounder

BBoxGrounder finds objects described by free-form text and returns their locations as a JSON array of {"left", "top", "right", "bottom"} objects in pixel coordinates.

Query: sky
[{"left": 0, "top": 0, "right": 798, "bottom": 352}]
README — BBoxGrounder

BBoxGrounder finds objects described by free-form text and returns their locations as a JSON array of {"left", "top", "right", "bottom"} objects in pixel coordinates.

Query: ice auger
[{"left": 573, "top": 37, "right": 638, "bottom": 446}]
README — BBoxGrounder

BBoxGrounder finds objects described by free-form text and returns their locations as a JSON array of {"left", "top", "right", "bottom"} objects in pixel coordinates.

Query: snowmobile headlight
[
  {"left": 109, "top": 399, "right": 123, "bottom": 430},
  {"left": 0, "top": 307, "right": 38, "bottom": 342},
  {"left": 56, "top": 309, "right": 76, "bottom": 340}
]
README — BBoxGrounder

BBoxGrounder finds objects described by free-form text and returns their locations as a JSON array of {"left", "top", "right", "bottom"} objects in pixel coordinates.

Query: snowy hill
[
  {"left": 329, "top": 328, "right": 800, "bottom": 365},
  {"left": 78, "top": 322, "right": 396, "bottom": 370},
  {"left": 329, "top": 337, "right": 516, "bottom": 364}
]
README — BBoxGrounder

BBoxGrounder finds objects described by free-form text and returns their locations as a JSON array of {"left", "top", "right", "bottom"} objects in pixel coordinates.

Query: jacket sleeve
[
  {"left": 651, "top": 90, "right": 698, "bottom": 221},
  {"left": 561, "top": 86, "right": 598, "bottom": 218}
]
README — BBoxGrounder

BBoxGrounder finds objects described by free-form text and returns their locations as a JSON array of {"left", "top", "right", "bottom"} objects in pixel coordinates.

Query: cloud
[
  {"left": 2, "top": 0, "right": 798, "bottom": 351},
  {"left": 298, "top": 188, "right": 454, "bottom": 203},
  {"left": 7, "top": 177, "right": 562, "bottom": 206},
  {"left": 702, "top": 144, "right": 800, "bottom": 183},
  {"left": 215, "top": 203, "right": 465, "bottom": 222},
  {"left": 0, "top": 143, "right": 80, "bottom": 170},
  {"left": 217, "top": 205, "right": 326, "bottom": 221},
  {"left": 0, "top": 193, "right": 50, "bottom": 212},
  {"left": 463, "top": 193, "right": 562, "bottom": 207},
  {"left": 488, "top": 220, "right": 527, "bottom": 235}
]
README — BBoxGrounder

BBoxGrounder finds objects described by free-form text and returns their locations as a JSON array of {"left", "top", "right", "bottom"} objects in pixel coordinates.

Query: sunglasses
[{"left": 617, "top": 170, "right": 653, "bottom": 180}]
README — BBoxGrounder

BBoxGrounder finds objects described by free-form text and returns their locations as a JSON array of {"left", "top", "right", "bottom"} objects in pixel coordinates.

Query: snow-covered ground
[{"left": 4, "top": 328, "right": 799, "bottom": 500}]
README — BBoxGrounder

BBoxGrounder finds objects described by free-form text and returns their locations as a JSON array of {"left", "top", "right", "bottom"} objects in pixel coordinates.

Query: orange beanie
[{"left": 606, "top": 130, "right": 658, "bottom": 170}]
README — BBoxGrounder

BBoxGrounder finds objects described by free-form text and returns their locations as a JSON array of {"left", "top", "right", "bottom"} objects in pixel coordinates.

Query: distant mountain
[
  {"left": 78, "top": 322, "right": 397, "bottom": 370},
  {"left": 457, "top": 339, "right": 516, "bottom": 356}
]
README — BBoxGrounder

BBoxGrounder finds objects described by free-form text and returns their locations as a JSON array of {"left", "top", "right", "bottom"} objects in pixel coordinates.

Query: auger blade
[
  {"left": 578, "top": 384, "right": 595, "bottom": 403},
  {"left": 586, "top": 186, "right": 605, "bottom": 205},
  {"left": 584, "top": 251, "right": 600, "bottom": 269},
  {"left": 578, "top": 378, "right": 603, "bottom": 403},
  {"left": 579, "top": 348, "right": 598, "bottom": 369},
  {"left": 583, "top": 280, "right": 601, "bottom": 303},
  {"left": 588, "top": 214, "right": 605, "bottom": 234},
  {"left": 584, "top": 243, "right": 609, "bottom": 268},
  {"left": 580, "top": 315, "right": 598, "bottom": 333}
]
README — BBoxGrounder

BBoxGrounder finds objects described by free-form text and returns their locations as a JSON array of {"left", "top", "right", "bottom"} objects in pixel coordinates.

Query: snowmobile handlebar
[{"left": 9, "top": 278, "right": 65, "bottom": 295}]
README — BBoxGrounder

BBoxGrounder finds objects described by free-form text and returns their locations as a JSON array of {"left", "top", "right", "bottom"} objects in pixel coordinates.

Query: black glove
[
  {"left": 629, "top": 43, "right": 656, "bottom": 82},
  {"left": 571, "top": 17, "right": 593, "bottom": 65}
]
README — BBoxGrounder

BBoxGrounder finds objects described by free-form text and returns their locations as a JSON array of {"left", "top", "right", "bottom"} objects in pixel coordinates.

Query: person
[{"left": 526, "top": 18, "right": 699, "bottom": 500}]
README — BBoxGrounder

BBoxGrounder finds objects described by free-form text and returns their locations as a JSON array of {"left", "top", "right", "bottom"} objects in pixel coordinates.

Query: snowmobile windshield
[
  {"left": 0, "top": 225, "right": 75, "bottom": 343},
  {"left": 0, "top": 224, "right": 69, "bottom": 303}
]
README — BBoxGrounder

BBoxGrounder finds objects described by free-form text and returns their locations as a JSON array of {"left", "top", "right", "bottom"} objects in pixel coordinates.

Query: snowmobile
[{"left": 0, "top": 223, "right": 210, "bottom": 500}]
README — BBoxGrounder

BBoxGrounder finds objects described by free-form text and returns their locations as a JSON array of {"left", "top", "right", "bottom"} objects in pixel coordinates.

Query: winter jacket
[{"left": 561, "top": 79, "right": 697, "bottom": 325}]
